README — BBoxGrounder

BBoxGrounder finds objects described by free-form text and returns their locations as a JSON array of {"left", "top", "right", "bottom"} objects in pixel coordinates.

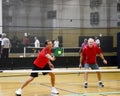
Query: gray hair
[{"left": 88, "top": 38, "right": 94, "bottom": 44}]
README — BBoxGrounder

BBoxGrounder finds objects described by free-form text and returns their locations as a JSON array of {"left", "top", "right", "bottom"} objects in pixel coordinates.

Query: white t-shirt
[
  {"left": 1, "top": 37, "right": 10, "bottom": 48},
  {"left": 34, "top": 39, "right": 40, "bottom": 48},
  {"left": 95, "top": 39, "right": 100, "bottom": 46},
  {"left": 54, "top": 40, "right": 59, "bottom": 48}
]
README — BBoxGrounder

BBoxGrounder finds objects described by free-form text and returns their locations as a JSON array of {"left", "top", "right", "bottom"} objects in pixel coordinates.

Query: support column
[{"left": 0, "top": 0, "right": 2, "bottom": 34}]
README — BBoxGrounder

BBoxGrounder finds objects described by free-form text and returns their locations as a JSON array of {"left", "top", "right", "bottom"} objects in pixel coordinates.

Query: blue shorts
[
  {"left": 30, "top": 64, "right": 51, "bottom": 77},
  {"left": 84, "top": 63, "right": 99, "bottom": 70}
]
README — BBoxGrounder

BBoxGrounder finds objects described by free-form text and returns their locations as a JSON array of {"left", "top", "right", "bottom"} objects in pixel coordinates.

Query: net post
[{"left": 24, "top": 47, "right": 26, "bottom": 57}]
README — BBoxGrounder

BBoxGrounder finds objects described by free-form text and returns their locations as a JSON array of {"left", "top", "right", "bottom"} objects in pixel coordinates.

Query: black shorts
[{"left": 30, "top": 64, "right": 51, "bottom": 77}]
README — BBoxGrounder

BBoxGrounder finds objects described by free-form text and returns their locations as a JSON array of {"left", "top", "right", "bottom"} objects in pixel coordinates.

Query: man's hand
[
  {"left": 49, "top": 63, "right": 54, "bottom": 69},
  {"left": 103, "top": 59, "right": 107, "bottom": 64},
  {"left": 78, "top": 64, "right": 82, "bottom": 76},
  {"left": 79, "top": 64, "right": 82, "bottom": 69},
  {"left": 51, "top": 56, "right": 56, "bottom": 61}
]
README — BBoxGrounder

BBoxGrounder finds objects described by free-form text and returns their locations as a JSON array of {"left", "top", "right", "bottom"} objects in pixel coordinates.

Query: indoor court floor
[{"left": 0, "top": 68, "right": 120, "bottom": 96}]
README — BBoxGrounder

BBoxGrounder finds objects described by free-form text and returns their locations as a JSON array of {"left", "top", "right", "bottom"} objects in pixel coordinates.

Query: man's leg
[
  {"left": 84, "top": 71, "right": 88, "bottom": 88},
  {"left": 84, "top": 64, "right": 89, "bottom": 88},
  {"left": 91, "top": 64, "right": 104, "bottom": 88},
  {"left": 97, "top": 72, "right": 104, "bottom": 87},
  {"left": 21, "top": 76, "right": 35, "bottom": 89},
  {"left": 97, "top": 72, "right": 101, "bottom": 81},
  {"left": 16, "top": 76, "right": 35, "bottom": 95},
  {"left": 48, "top": 72, "right": 55, "bottom": 87},
  {"left": 48, "top": 72, "right": 59, "bottom": 94}
]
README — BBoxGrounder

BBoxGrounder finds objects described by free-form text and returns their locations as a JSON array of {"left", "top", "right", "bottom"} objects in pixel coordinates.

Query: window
[
  {"left": 117, "top": 3, "right": 120, "bottom": 12},
  {"left": 47, "top": 10, "right": 56, "bottom": 19},
  {"left": 118, "top": 22, "right": 120, "bottom": 26},
  {"left": 90, "top": 12, "right": 99, "bottom": 25},
  {"left": 90, "top": 0, "right": 102, "bottom": 8}
]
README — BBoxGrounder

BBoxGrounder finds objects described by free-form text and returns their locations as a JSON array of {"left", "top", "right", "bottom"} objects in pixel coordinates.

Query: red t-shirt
[
  {"left": 34, "top": 47, "right": 51, "bottom": 68},
  {"left": 82, "top": 45, "right": 101, "bottom": 64}
]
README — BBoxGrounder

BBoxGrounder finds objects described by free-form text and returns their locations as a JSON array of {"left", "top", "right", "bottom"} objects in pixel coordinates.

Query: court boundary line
[
  {"left": 40, "top": 83, "right": 120, "bottom": 96},
  {"left": 64, "top": 91, "right": 120, "bottom": 96},
  {"left": 40, "top": 83, "right": 81, "bottom": 95},
  {"left": 0, "top": 69, "right": 120, "bottom": 73}
]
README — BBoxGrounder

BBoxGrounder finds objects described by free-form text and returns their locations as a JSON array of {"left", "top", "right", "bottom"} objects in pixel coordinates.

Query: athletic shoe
[
  {"left": 84, "top": 82, "right": 88, "bottom": 88},
  {"left": 15, "top": 88, "right": 22, "bottom": 96},
  {"left": 98, "top": 82, "right": 104, "bottom": 87},
  {"left": 51, "top": 87, "right": 59, "bottom": 94}
]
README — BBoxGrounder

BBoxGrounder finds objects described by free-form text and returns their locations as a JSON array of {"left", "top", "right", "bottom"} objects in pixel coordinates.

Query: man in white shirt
[
  {"left": 1, "top": 33, "right": 11, "bottom": 58},
  {"left": 95, "top": 36, "right": 100, "bottom": 47},
  {"left": 53, "top": 39, "right": 59, "bottom": 48},
  {"left": 34, "top": 37, "right": 40, "bottom": 54}
]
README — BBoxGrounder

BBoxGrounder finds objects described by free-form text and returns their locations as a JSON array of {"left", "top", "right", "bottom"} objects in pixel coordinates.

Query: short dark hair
[{"left": 45, "top": 40, "right": 52, "bottom": 45}]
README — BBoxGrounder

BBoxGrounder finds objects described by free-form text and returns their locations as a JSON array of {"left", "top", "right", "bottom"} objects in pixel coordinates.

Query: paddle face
[{"left": 54, "top": 47, "right": 63, "bottom": 57}]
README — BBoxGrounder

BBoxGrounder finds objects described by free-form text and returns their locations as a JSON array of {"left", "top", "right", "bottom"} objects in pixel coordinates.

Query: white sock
[
  {"left": 98, "top": 81, "right": 102, "bottom": 83},
  {"left": 18, "top": 88, "right": 22, "bottom": 91}
]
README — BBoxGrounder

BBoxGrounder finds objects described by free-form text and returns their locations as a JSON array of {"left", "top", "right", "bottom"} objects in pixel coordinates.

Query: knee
[{"left": 49, "top": 72, "right": 55, "bottom": 78}]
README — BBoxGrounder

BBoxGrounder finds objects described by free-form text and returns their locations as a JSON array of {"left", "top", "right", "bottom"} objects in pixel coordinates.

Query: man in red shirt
[
  {"left": 16, "top": 40, "right": 59, "bottom": 95},
  {"left": 79, "top": 38, "right": 107, "bottom": 88}
]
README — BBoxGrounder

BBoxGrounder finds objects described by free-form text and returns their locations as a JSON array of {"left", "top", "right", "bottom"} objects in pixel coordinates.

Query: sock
[
  {"left": 18, "top": 88, "right": 22, "bottom": 91},
  {"left": 98, "top": 81, "right": 102, "bottom": 83}
]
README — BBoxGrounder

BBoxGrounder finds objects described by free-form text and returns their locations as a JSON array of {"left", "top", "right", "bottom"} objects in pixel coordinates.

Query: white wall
[
  {"left": 53, "top": 0, "right": 118, "bottom": 28},
  {"left": 4, "top": 0, "right": 118, "bottom": 31}
]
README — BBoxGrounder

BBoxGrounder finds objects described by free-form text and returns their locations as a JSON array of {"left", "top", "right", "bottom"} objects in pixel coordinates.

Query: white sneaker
[
  {"left": 51, "top": 87, "right": 59, "bottom": 94},
  {"left": 98, "top": 82, "right": 104, "bottom": 87},
  {"left": 15, "top": 88, "right": 22, "bottom": 95},
  {"left": 84, "top": 82, "right": 88, "bottom": 88}
]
